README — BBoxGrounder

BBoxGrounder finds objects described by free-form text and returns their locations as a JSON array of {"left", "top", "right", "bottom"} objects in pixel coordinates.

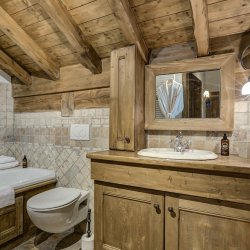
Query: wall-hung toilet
[{"left": 27, "top": 187, "right": 89, "bottom": 233}]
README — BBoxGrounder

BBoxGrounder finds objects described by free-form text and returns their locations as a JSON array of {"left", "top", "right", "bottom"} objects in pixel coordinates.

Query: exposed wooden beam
[
  {"left": 32, "top": 0, "right": 102, "bottom": 74},
  {"left": 0, "top": 6, "right": 59, "bottom": 80},
  {"left": 107, "top": 0, "right": 148, "bottom": 62},
  {"left": 0, "top": 49, "right": 32, "bottom": 85},
  {"left": 190, "top": 0, "right": 209, "bottom": 56}
]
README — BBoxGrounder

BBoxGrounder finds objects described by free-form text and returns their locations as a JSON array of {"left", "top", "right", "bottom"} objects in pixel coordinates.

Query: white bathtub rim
[{"left": 0, "top": 167, "right": 57, "bottom": 190}]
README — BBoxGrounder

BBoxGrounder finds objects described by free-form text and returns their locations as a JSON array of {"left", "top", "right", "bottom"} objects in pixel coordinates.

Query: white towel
[
  {"left": 0, "top": 186, "right": 15, "bottom": 208},
  {"left": 0, "top": 161, "right": 19, "bottom": 170},
  {"left": 0, "top": 155, "right": 16, "bottom": 164}
]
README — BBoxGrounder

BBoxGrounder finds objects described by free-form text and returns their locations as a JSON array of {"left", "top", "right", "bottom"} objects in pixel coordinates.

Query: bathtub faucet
[{"left": 170, "top": 131, "right": 190, "bottom": 152}]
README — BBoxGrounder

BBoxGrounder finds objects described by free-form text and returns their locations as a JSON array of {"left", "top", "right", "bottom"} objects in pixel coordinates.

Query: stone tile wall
[
  {"left": 0, "top": 81, "right": 14, "bottom": 143},
  {"left": 147, "top": 101, "right": 250, "bottom": 155},
  {"left": 11, "top": 109, "right": 109, "bottom": 213}
]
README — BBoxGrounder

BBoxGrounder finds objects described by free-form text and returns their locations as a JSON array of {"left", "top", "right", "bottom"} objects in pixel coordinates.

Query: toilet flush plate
[{"left": 70, "top": 124, "right": 90, "bottom": 140}]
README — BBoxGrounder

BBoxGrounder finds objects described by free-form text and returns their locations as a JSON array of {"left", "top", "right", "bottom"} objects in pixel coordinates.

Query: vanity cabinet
[
  {"left": 88, "top": 151, "right": 250, "bottom": 250},
  {"left": 94, "top": 182, "right": 164, "bottom": 250},
  {"left": 109, "top": 45, "right": 145, "bottom": 151}
]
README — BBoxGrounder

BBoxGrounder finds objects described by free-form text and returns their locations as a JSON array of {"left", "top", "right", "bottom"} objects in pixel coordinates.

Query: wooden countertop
[{"left": 87, "top": 150, "right": 250, "bottom": 175}]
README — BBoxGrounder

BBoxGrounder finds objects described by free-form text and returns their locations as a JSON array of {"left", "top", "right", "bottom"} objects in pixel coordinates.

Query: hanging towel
[
  {"left": 0, "top": 161, "right": 19, "bottom": 170},
  {"left": 0, "top": 186, "right": 15, "bottom": 208},
  {"left": 0, "top": 155, "right": 16, "bottom": 164}
]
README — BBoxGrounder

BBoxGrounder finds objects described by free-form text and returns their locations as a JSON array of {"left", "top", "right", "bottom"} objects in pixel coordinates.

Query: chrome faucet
[{"left": 170, "top": 131, "right": 190, "bottom": 152}]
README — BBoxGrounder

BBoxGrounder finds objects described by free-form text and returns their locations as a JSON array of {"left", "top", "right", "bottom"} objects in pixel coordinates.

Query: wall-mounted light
[
  {"left": 241, "top": 77, "right": 250, "bottom": 95},
  {"left": 203, "top": 90, "right": 210, "bottom": 98}
]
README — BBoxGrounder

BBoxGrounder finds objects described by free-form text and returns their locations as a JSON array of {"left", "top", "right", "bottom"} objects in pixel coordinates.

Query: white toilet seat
[
  {"left": 27, "top": 187, "right": 82, "bottom": 211},
  {"left": 27, "top": 187, "right": 89, "bottom": 233}
]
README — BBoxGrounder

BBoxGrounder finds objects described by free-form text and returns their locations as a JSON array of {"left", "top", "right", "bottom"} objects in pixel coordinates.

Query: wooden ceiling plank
[
  {"left": 79, "top": 14, "right": 119, "bottom": 36},
  {"left": 145, "top": 27, "right": 194, "bottom": 49},
  {"left": 190, "top": 0, "right": 209, "bottom": 56},
  {"left": 0, "top": 49, "right": 32, "bottom": 85},
  {"left": 107, "top": 0, "right": 148, "bottom": 62},
  {"left": 131, "top": 0, "right": 191, "bottom": 23},
  {"left": 209, "top": 13, "right": 250, "bottom": 38},
  {"left": 69, "top": 0, "right": 112, "bottom": 24},
  {"left": 86, "top": 28, "right": 127, "bottom": 48},
  {"left": 0, "top": 6, "right": 59, "bottom": 80},
  {"left": 34, "top": 0, "right": 102, "bottom": 74},
  {"left": 208, "top": 0, "right": 250, "bottom": 22},
  {"left": 139, "top": 10, "right": 193, "bottom": 36}
]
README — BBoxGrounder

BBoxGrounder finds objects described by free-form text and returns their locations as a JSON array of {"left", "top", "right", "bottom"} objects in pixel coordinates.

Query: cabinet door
[
  {"left": 95, "top": 182, "right": 164, "bottom": 250},
  {"left": 165, "top": 195, "right": 250, "bottom": 250},
  {"left": 0, "top": 196, "right": 23, "bottom": 245},
  {"left": 109, "top": 45, "right": 145, "bottom": 151}
]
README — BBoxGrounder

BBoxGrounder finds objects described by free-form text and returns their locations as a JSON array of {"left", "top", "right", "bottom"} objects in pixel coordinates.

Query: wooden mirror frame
[{"left": 145, "top": 54, "right": 235, "bottom": 131}]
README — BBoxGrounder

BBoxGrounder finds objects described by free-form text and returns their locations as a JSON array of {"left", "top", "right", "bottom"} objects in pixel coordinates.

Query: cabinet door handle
[
  {"left": 168, "top": 207, "right": 174, "bottom": 213},
  {"left": 124, "top": 136, "right": 130, "bottom": 143},
  {"left": 153, "top": 203, "right": 160, "bottom": 210}
]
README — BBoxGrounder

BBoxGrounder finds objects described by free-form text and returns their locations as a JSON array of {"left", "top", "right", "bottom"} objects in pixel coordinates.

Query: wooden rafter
[
  {"left": 32, "top": 0, "right": 102, "bottom": 74},
  {"left": 107, "top": 0, "right": 148, "bottom": 62},
  {"left": 190, "top": 0, "right": 209, "bottom": 56},
  {"left": 0, "top": 6, "right": 59, "bottom": 80},
  {"left": 0, "top": 49, "right": 32, "bottom": 85}
]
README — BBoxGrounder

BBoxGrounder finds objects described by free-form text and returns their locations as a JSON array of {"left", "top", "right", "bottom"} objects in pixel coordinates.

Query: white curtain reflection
[{"left": 156, "top": 79, "right": 184, "bottom": 118}]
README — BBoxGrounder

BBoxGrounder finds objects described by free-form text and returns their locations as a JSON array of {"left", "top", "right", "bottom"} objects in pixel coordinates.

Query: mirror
[
  {"left": 155, "top": 70, "right": 220, "bottom": 119},
  {"left": 145, "top": 54, "right": 235, "bottom": 131}
]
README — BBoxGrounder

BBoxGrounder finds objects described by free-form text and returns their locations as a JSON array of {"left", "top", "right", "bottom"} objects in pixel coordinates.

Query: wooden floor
[{"left": 12, "top": 229, "right": 81, "bottom": 250}]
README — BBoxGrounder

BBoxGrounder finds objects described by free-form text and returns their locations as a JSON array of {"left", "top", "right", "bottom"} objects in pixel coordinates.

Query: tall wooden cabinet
[{"left": 109, "top": 45, "right": 145, "bottom": 151}]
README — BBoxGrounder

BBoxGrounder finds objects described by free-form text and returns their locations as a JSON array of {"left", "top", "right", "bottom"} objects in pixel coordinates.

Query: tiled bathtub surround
[{"left": 147, "top": 101, "right": 250, "bottom": 155}]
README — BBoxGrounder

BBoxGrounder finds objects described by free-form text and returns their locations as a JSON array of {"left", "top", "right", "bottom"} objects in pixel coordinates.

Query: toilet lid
[{"left": 27, "top": 187, "right": 81, "bottom": 210}]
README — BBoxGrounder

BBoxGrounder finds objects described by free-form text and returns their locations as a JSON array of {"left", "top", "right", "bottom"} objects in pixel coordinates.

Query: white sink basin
[{"left": 137, "top": 148, "right": 218, "bottom": 161}]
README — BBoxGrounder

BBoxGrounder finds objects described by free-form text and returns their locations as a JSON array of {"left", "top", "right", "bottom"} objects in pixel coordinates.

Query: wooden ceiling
[{"left": 0, "top": 0, "right": 249, "bottom": 85}]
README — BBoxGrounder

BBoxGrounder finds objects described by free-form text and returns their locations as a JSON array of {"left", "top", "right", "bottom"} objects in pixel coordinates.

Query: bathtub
[
  {"left": 0, "top": 167, "right": 57, "bottom": 248},
  {"left": 0, "top": 167, "right": 56, "bottom": 189}
]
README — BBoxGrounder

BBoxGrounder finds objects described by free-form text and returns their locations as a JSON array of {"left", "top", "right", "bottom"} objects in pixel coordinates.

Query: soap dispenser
[
  {"left": 22, "top": 155, "right": 27, "bottom": 168},
  {"left": 221, "top": 134, "right": 229, "bottom": 156}
]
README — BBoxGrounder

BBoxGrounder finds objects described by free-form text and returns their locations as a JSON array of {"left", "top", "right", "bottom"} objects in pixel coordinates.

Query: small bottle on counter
[
  {"left": 22, "top": 155, "right": 27, "bottom": 168},
  {"left": 221, "top": 134, "right": 229, "bottom": 156}
]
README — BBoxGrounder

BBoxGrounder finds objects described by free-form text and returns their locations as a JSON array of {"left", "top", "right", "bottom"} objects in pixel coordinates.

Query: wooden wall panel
[
  {"left": 14, "top": 94, "right": 62, "bottom": 112},
  {"left": 12, "top": 59, "right": 110, "bottom": 97},
  {"left": 13, "top": 58, "right": 111, "bottom": 113},
  {"left": 14, "top": 88, "right": 110, "bottom": 113},
  {"left": 74, "top": 88, "right": 110, "bottom": 109},
  {"left": 61, "top": 92, "right": 74, "bottom": 117}
]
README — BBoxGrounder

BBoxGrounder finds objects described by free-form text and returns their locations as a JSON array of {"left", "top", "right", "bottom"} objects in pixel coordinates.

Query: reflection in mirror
[{"left": 155, "top": 70, "right": 221, "bottom": 119}]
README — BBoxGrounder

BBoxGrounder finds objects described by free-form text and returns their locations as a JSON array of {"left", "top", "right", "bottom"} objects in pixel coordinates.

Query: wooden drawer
[
  {"left": 91, "top": 161, "right": 250, "bottom": 205},
  {"left": 0, "top": 196, "right": 23, "bottom": 245}
]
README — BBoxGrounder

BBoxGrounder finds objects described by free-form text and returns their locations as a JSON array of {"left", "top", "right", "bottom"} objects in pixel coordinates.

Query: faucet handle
[{"left": 182, "top": 138, "right": 191, "bottom": 150}]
